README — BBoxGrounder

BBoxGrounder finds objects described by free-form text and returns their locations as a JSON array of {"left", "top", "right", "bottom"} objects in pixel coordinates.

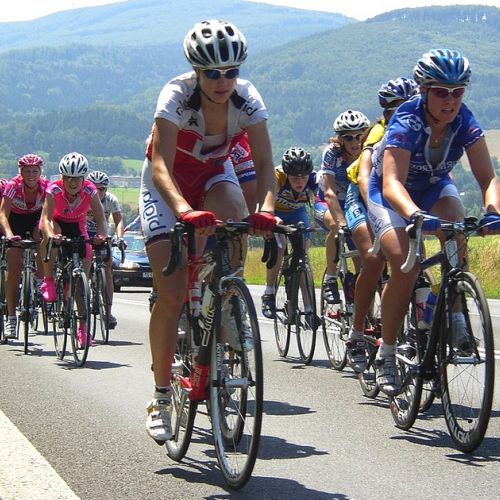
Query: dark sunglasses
[
  {"left": 429, "top": 86, "right": 466, "bottom": 99},
  {"left": 341, "top": 133, "right": 364, "bottom": 142},
  {"left": 202, "top": 67, "right": 240, "bottom": 80}
]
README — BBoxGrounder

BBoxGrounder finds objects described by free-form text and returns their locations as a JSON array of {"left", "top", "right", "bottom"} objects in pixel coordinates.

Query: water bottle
[
  {"left": 421, "top": 285, "right": 439, "bottom": 329},
  {"left": 414, "top": 280, "right": 431, "bottom": 328},
  {"left": 189, "top": 362, "right": 210, "bottom": 401},
  {"left": 344, "top": 271, "right": 355, "bottom": 303}
]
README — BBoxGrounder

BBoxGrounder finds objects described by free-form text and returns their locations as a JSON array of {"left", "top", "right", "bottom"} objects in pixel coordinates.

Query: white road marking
[{"left": 0, "top": 409, "right": 79, "bottom": 500}]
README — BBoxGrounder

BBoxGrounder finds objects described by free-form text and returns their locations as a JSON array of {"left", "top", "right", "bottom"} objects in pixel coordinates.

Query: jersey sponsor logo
[
  {"left": 230, "top": 143, "right": 247, "bottom": 163},
  {"left": 404, "top": 115, "right": 423, "bottom": 132},
  {"left": 188, "top": 115, "right": 199, "bottom": 127},
  {"left": 241, "top": 102, "right": 258, "bottom": 117},
  {"left": 141, "top": 190, "right": 167, "bottom": 233}
]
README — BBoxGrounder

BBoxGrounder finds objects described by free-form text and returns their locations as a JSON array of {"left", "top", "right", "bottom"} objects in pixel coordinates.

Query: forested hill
[
  {"left": 0, "top": 4, "right": 499, "bottom": 171},
  {"left": 0, "top": 0, "right": 351, "bottom": 53}
]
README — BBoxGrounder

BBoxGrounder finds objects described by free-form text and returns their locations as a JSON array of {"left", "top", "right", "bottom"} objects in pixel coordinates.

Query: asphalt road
[{"left": 0, "top": 286, "right": 499, "bottom": 499}]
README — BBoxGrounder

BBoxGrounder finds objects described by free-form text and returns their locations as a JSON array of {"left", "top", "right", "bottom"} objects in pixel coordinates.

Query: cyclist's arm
[
  {"left": 0, "top": 197, "right": 14, "bottom": 238},
  {"left": 357, "top": 148, "right": 373, "bottom": 205},
  {"left": 90, "top": 194, "right": 107, "bottom": 238},
  {"left": 151, "top": 118, "right": 191, "bottom": 217},
  {"left": 112, "top": 211, "right": 124, "bottom": 238},
  {"left": 40, "top": 194, "right": 56, "bottom": 239},
  {"left": 246, "top": 121, "right": 275, "bottom": 215},
  {"left": 322, "top": 174, "right": 346, "bottom": 227},
  {"left": 383, "top": 147, "right": 419, "bottom": 219},
  {"left": 466, "top": 137, "right": 500, "bottom": 214}
]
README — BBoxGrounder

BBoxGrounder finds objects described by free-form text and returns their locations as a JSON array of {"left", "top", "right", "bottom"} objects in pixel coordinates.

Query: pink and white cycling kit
[
  {"left": 46, "top": 179, "right": 97, "bottom": 258},
  {"left": 3, "top": 175, "right": 49, "bottom": 214}
]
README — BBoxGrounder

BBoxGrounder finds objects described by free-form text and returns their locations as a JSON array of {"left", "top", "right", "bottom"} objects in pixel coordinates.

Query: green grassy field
[
  {"left": 244, "top": 235, "right": 500, "bottom": 298},
  {"left": 113, "top": 187, "right": 140, "bottom": 209}
]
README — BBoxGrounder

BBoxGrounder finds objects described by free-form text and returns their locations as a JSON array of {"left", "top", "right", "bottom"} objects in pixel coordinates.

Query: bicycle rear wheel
[
  {"left": 274, "top": 267, "right": 291, "bottom": 357},
  {"left": 321, "top": 269, "right": 348, "bottom": 370},
  {"left": 91, "top": 267, "right": 110, "bottom": 344},
  {"left": 166, "top": 305, "right": 197, "bottom": 461},
  {"left": 440, "top": 271, "right": 494, "bottom": 453},
  {"left": 295, "top": 262, "right": 317, "bottom": 365},
  {"left": 211, "top": 278, "right": 263, "bottom": 490},
  {"left": 68, "top": 273, "right": 91, "bottom": 367}
]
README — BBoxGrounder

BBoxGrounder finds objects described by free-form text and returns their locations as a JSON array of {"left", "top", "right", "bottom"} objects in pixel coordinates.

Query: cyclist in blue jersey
[
  {"left": 261, "top": 147, "right": 317, "bottom": 318},
  {"left": 314, "top": 110, "right": 370, "bottom": 304},
  {"left": 343, "top": 77, "right": 418, "bottom": 373},
  {"left": 367, "top": 49, "right": 500, "bottom": 395}
]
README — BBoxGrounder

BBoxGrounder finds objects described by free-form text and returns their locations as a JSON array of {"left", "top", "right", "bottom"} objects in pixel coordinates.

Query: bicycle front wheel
[
  {"left": 0, "top": 268, "right": 7, "bottom": 345},
  {"left": 210, "top": 279, "right": 263, "bottom": 490},
  {"left": 68, "top": 273, "right": 91, "bottom": 367},
  {"left": 274, "top": 267, "right": 291, "bottom": 358},
  {"left": 166, "top": 304, "right": 197, "bottom": 461},
  {"left": 321, "top": 269, "right": 348, "bottom": 370},
  {"left": 91, "top": 267, "right": 110, "bottom": 344},
  {"left": 390, "top": 303, "right": 423, "bottom": 430},
  {"left": 19, "top": 272, "right": 32, "bottom": 354},
  {"left": 52, "top": 277, "right": 67, "bottom": 359},
  {"left": 295, "top": 263, "right": 317, "bottom": 365},
  {"left": 440, "top": 271, "right": 494, "bottom": 453}
]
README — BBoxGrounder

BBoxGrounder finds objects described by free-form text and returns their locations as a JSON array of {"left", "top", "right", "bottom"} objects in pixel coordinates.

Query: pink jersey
[
  {"left": 48, "top": 179, "right": 97, "bottom": 223},
  {"left": 3, "top": 175, "right": 49, "bottom": 214}
]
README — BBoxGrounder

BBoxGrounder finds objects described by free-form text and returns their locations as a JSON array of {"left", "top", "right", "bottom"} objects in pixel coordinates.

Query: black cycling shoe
[
  {"left": 322, "top": 278, "right": 340, "bottom": 304},
  {"left": 261, "top": 293, "right": 276, "bottom": 319}
]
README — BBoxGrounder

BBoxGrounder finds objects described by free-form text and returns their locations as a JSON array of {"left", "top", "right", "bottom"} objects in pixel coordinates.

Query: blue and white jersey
[
  {"left": 371, "top": 96, "right": 483, "bottom": 193},
  {"left": 316, "top": 145, "right": 351, "bottom": 203}
]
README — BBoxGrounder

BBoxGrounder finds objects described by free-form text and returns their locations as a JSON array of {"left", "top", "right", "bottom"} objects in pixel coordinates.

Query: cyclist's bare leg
[
  {"left": 204, "top": 181, "right": 247, "bottom": 271},
  {"left": 351, "top": 222, "right": 385, "bottom": 333},
  {"left": 323, "top": 210, "right": 339, "bottom": 275},
  {"left": 5, "top": 247, "right": 23, "bottom": 316},
  {"left": 379, "top": 227, "right": 419, "bottom": 346},
  {"left": 147, "top": 239, "right": 187, "bottom": 388},
  {"left": 40, "top": 221, "right": 62, "bottom": 278}
]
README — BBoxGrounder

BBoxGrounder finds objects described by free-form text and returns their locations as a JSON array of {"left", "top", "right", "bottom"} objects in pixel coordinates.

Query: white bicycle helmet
[
  {"left": 59, "top": 152, "right": 89, "bottom": 177},
  {"left": 333, "top": 110, "right": 370, "bottom": 134},
  {"left": 183, "top": 20, "right": 247, "bottom": 69},
  {"left": 88, "top": 170, "right": 109, "bottom": 186}
]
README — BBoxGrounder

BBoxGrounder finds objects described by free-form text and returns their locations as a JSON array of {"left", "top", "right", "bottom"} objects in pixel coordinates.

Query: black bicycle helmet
[{"left": 282, "top": 147, "right": 313, "bottom": 176}]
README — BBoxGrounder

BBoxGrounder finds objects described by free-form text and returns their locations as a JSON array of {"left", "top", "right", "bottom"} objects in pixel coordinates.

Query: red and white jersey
[
  {"left": 47, "top": 179, "right": 97, "bottom": 223},
  {"left": 3, "top": 175, "right": 49, "bottom": 214},
  {"left": 147, "top": 71, "right": 268, "bottom": 167}
]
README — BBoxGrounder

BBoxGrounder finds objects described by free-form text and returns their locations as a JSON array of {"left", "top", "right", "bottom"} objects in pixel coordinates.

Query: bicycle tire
[
  {"left": 274, "top": 267, "right": 291, "bottom": 358},
  {"left": 295, "top": 262, "right": 317, "bottom": 365},
  {"left": 68, "top": 273, "right": 91, "bottom": 367},
  {"left": 210, "top": 278, "right": 263, "bottom": 490},
  {"left": 91, "top": 267, "right": 110, "bottom": 344},
  {"left": 166, "top": 305, "right": 197, "bottom": 461},
  {"left": 321, "top": 269, "right": 348, "bottom": 370},
  {"left": 52, "top": 276, "right": 67, "bottom": 359},
  {"left": 20, "top": 271, "right": 31, "bottom": 354},
  {"left": 390, "top": 302, "right": 423, "bottom": 430},
  {"left": 440, "top": 271, "right": 494, "bottom": 453},
  {"left": 0, "top": 268, "right": 7, "bottom": 345}
]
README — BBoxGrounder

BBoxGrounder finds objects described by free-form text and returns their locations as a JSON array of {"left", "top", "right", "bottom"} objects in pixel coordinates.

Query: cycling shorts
[
  {"left": 368, "top": 176, "right": 460, "bottom": 239},
  {"left": 9, "top": 209, "right": 42, "bottom": 238},
  {"left": 55, "top": 219, "right": 91, "bottom": 260},
  {"left": 312, "top": 199, "right": 346, "bottom": 231},
  {"left": 344, "top": 184, "right": 368, "bottom": 232},
  {"left": 276, "top": 206, "right": 312, "bottom": 241},
  {"left": 139, "top": 157, "right": 239, "bottom": 243}
]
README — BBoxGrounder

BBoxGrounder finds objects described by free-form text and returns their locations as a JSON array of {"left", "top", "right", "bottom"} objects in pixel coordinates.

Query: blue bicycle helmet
[
  {"left": 413, "top": 49, "right": 471, "bottom": 87},
  {"left": 378, "top": 77, "right": 418, "bottom": 108}
]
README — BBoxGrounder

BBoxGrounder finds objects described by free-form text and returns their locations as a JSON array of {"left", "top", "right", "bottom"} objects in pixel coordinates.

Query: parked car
[{"left": 112, "top": 232, "right": 153, "bottom": 291}]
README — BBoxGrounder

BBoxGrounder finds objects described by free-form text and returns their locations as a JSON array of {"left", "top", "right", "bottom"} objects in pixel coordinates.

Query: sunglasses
[
  {"left": 429, "top": 86, "right": 466, "bottom": 99},
  {"left": 202, "top": 67, "right": 240, "bottom": 80},
  {"left": 341, "top": 133, "right": 364, "bottom": 142}
]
